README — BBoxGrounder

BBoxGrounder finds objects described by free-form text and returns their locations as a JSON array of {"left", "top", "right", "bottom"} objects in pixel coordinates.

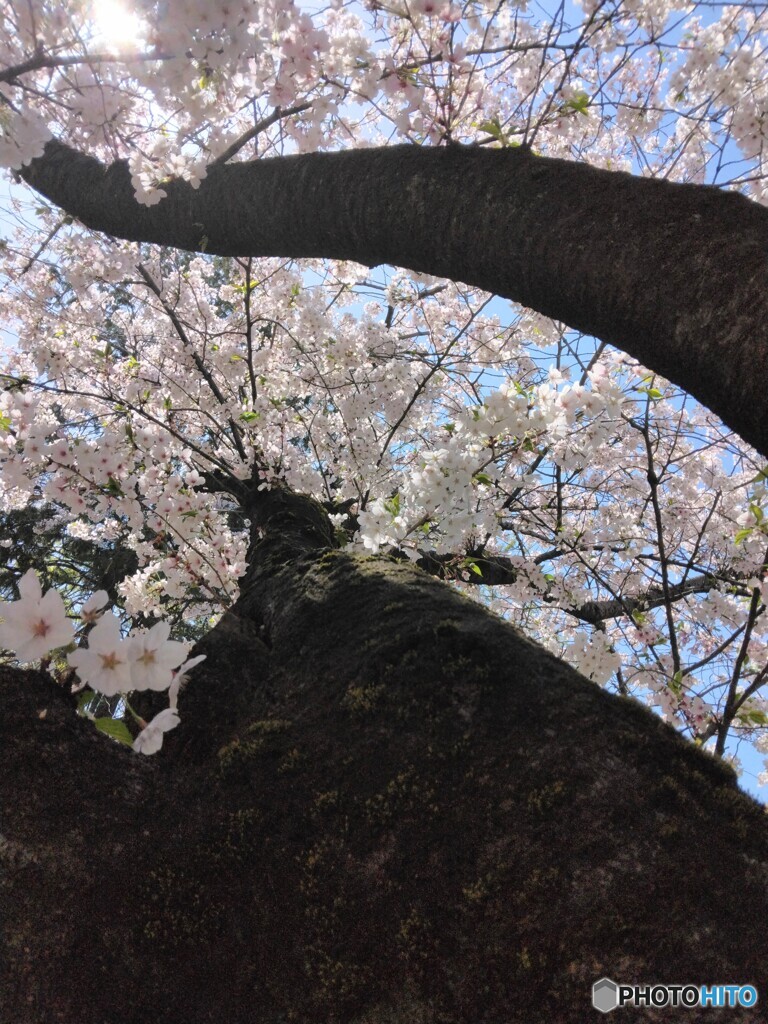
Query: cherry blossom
[
  {"left": 128, "top": 621, "right": 191, "bottom": 691},
  {"left": 132, "top": 708, "right": 181, "bottom": 755},
  {"left": 68, "top": 613, "right": 133, "bottom": 697},
  {"left": 169, "top": 654, "right": 208, "bottom": 711},
  {"left": 0, "top": 569, "right": 74, "bottom": 663},
  {"left": 80, "top": 591, "right": 109, "bottom": 624}
]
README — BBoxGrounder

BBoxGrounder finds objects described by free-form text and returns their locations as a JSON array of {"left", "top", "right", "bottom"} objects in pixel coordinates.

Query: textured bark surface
[
  {"left": 3, "top": 503, "right": 768, "bottom": 1023},
  {"left": 21, "top": 140, "right": 768, "bottom": 456}
]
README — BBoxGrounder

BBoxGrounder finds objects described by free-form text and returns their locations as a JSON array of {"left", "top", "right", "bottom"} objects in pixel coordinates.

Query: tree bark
[
  {"left": 3, "top": 488, "right": 768, "bottom": 1023},
  {"left": 20, "top": 139, "right": 768, "bottom": 457}
]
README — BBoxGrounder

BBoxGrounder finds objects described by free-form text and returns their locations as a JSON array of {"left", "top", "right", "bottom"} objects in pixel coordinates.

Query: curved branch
[
  {"left": 570, "top": 574, "right": 743, "bottom": 626},
  {"left": 415, "top": 548, "right": 744, "bottom": 626},
  {"left": 0, "top": 48, "right": 174, "bottom": 85},
  {"left": 19, "top": 139, "right": 768, "bottom": 455}
]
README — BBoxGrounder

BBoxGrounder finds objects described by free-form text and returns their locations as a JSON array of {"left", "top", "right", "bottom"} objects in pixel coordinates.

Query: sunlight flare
[{"left": 92, "top": 0, "right": 147, "bottom": 51}]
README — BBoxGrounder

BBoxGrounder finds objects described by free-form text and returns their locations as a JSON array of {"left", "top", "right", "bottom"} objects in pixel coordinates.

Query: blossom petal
[{"left": 17, "top": 569, "right": 43, "bottom": 603}]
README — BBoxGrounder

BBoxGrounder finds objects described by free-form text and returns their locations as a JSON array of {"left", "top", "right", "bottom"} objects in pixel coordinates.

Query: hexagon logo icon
[{"left": 593, "top": 977, "right": 619, "bottom": 1013}]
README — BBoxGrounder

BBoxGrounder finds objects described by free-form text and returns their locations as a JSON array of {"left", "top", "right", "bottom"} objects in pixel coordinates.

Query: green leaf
[
  {"left": 104, "top": 476, "right": 124, "bottom": 498},
  {"left": 0, "top": 413, "right": 10, "bottom": 432},
  {"left": 736, "top": 708, "right": 768, "bottom": 727},
  {"left": 476, "top": 118, "right": 503, "bottom": 140},
  {"left": 93, "top": 717, "right": 134, "bottom": 746},
  {"left": 239, "top": 411, "right": 260, "bottom": 423},
  {"left": 735, "top": 527, "right": 753, "bottom": 545},
  {"left": 77, "top": 689, "right": 97, "bottom": 714},
  {"left": 668, "top": 671, "right": 683, "bottom": 698},
  {"left": 384, "top": 492, "right": 401, "bottom": 516},
  {"left": 563, "top": 91, "right": 590, "bottom": 115},
  {"left": 749, "top": 465, "right": 768, "bottom": 484},
  {"left": 473, "top": 472, "right": 493, "bottom": 487}
]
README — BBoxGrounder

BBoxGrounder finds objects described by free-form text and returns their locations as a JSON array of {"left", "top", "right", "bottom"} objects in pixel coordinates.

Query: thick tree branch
[
  {"left": 415, "top": 548, "right": 738, "bottom": 624},
  {"left": 415, "top": 549, "right": 521, "bottom": 586},
  {"left": 19, "top": 139, "right": 768, "bottom": 456},
  {"left": 570, "top": 574, "right": 743, "bottom": 625}
]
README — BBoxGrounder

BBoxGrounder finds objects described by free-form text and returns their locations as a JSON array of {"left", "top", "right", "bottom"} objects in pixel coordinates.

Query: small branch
[
  {"left": 715, "top": 557, "right": 768, "bottom": 757},
  {"left": 0, "top": 46, "right": 175, "bottom": 85},
  {"left": 19, "top": 214, "right": 70, "bottom": 275},
  {"left": 211, "top": 104, "right": 313, "bottom": 166},
  {"left": 137, "top": 264, "right": 248, "bottom": 461},
  {"left": 639, "top": 398, "right": 681, "bottom": 673}
]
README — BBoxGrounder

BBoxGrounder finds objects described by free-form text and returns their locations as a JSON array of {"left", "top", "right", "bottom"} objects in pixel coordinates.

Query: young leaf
[{"left": 93, "top": 717, "right": 134, "bottom": 746}]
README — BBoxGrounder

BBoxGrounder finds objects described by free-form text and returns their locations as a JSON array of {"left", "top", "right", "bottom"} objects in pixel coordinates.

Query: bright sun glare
[{"left": 92, "top": 0, "right": 146, "bottom": 51}]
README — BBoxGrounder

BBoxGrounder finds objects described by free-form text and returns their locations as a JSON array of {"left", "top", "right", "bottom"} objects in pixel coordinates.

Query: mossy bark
[{"left": 2, "top": 493, "right": 768, "bottom": 1023}]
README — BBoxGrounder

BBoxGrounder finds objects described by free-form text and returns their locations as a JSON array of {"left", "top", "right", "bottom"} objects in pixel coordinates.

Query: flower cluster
[
  {"left": 0, "top": 570, "right": 205, "bottom": 755},
  {"left": 68, "top": 614, "right": 189, "bottom": 696}
]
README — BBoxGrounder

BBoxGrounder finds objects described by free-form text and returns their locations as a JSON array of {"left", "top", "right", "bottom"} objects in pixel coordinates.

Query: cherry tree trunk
[{"left": 2, "top": 492, "right": 768, "bottom": 1023}]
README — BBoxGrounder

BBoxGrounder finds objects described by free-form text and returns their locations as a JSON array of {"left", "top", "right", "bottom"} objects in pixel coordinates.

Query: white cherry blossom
[
  {"left": 128, "top": 622, "right": 191, "bottom": 692},
  {"left": 0, "top": 569, "right": 74, "bottom": 662},
  {"left": 68, "top": 613, "right": 133, "bottom": 697},
  {"left": 132, "top": 708, "right": 181, "bottom": 755},
  {"left": 80, "top": 591, "right": 109, "bottom": 624},
  {"left": 168, "top": 655, "right": 208, "bottom": 710}
]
